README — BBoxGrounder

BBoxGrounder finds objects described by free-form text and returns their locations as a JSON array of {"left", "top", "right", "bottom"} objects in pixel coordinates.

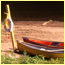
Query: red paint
[
  {"left": 59, "top": 43, "right": 64, "bottom": 47},
  {"left": 29, "top": 39, "right": 53, "bottom": 45},
  {"left": 7, "top": 36, "right": 9, "bottom": 39}
]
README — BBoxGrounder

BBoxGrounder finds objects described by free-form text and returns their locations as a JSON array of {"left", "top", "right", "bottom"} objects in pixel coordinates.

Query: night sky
[{"left": 1, "top": 1, "right": 64, "bottom": 21}]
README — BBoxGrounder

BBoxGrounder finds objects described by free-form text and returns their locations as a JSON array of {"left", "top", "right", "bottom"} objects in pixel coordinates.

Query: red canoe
[{"left": 22, "top": 37, "right": 64, "bottom": 49}]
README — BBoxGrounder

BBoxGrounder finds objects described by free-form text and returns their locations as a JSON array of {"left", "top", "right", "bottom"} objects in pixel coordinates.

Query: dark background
[{"left": 1, "top": 1, "right": 64, "bottom": 21}]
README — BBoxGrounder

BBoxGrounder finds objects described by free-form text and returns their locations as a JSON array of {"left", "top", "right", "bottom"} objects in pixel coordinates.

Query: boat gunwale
[
  {"left": 22, "top": 37, "right": 64, "bottom": 43},
  {"left": 22, "top": 37, "right": 64, "bottom": 48}
]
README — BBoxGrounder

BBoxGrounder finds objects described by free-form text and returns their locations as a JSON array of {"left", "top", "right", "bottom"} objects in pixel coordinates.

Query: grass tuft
[{"left": 1, "top": 51, "right": 64, "bottom": 64}]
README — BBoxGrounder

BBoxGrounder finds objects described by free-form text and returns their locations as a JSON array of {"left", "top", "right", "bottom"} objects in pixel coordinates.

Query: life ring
[{"left": 4, "top": 17, "right": 13, "bottom": 32}]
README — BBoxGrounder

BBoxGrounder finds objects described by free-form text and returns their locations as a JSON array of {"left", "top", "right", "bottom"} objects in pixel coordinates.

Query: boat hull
[{"left": 17, "top": 41, "right": 64, "bottom": 59}]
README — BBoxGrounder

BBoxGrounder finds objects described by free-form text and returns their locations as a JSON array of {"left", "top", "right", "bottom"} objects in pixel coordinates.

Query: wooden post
[{"left": 5, "top": 4, "right": 16, "bottom": 52}]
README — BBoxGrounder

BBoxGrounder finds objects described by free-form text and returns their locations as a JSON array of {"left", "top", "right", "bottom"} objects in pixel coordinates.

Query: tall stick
[{"left": 5, "top": 4, "right": 16, "bottom": 52}]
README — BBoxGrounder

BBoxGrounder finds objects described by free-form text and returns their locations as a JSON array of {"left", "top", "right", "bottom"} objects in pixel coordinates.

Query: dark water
[{"left": 1, "top": 1, "right": 64, "bottom": 21}]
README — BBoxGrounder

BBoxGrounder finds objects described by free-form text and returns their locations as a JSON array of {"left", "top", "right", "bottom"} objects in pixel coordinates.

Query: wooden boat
[
  {"left": 22, "top": 37, "right": 64, "bottom": 49},
  {"left": 17, "top": 41, "right": 64, "bottom": 58}
]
